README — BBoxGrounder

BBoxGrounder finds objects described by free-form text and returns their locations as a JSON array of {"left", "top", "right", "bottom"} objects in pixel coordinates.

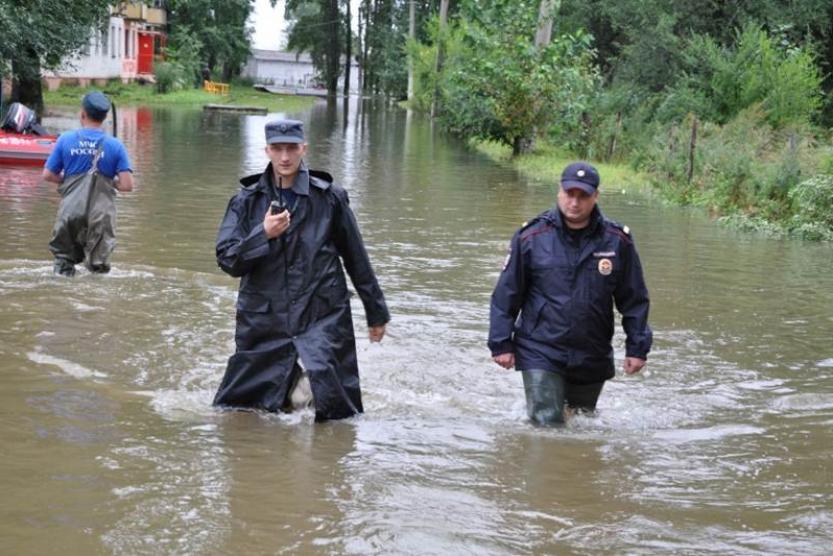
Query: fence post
[
  {"left": 607, "top": 111, "right": 621, "bottom": 160},
  {"left": 687, "top": 116, "right": 698, "bottom": 184}
]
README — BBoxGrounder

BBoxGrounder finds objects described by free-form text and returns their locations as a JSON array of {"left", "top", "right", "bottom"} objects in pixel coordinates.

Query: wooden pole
[{"left": 687, "top": 116, "right": 698, "bottom": 184}]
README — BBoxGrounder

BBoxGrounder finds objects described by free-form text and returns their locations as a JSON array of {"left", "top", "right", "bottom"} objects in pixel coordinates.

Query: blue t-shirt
[{"left": 44, "top": 128, "right": 132, "bottom": 179}]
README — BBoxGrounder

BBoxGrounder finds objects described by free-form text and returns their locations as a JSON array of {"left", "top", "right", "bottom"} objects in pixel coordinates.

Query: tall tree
[
  {"left": 0, "top": 0, "right": 111, "bottom": 116},
  {"left": 406, "top": 0, "right": 416, "bottom": 102},
  {"left": 429, "top": 0, "right": 449, "bottom": 117},
  {"left": 285, "top": 0, "right": 345, "bottom": 96},
  {"left": 166, "top": 0, "right": 254, "bottom": 83},
  {"left": 436, "top": 0, "right": 598, "bottom": 155},
  {"left": 343, "top": 0, "right": 352, "bottom": 96}
]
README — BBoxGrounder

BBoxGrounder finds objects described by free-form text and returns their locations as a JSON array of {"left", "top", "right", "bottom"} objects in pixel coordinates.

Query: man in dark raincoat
[
  {"left": 43, "top": 91, "right": 133, "bottom": 276},
  {"left": 213, "top": 119, "right": 390, "bottom": 421},
  {"left": 488, "top": 162, "right": 652, "bottom": 426}
]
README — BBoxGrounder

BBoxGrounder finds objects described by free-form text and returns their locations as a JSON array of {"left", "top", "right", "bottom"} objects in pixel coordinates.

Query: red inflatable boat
[
  {"left": 0, "top": 130, "right": 57, "bottom": 166},
  {"left": 0, "top": 102, "right": 57, "bottom": 166}
]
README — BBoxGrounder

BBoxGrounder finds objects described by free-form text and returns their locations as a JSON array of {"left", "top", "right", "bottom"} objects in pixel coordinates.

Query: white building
[
  {"left": 43, "top": 2, "right": 166, "bottom": 89},
  {"left": 243, "top": 49, "right": 360, "bottom": 93}
]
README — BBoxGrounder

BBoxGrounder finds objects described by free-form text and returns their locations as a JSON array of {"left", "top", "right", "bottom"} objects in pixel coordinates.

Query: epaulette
[
  {"left": 309, "top": 169, "right": 333, "bottom": 190},
  {"left": 519, "top": 216, "right": 553, "bottom": 241},
  {"left": 606, "top": 220, "right": 633, "bottom": 242},
  {"left": 519, "top": 216, "right": 543, "bottom": 233}
]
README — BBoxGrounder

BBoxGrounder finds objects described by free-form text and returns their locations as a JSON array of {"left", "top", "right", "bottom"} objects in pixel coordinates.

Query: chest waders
[{"left": 48, "top": 141, "right": 118, "bottom": 275}]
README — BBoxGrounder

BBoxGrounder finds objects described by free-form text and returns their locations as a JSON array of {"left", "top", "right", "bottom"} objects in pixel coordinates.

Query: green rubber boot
[{"left": 522, "top": 369, "right": 567, "bottom": 426}]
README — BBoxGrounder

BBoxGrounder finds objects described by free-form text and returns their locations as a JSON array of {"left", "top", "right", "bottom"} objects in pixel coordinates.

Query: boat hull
[{"left": 0, "top": 131, "right": 57, "bottom": 166}]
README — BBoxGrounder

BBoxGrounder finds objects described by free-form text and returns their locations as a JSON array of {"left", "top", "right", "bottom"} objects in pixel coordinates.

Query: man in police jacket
[
  {"left": 488, "top": 161, "right": 652, "bottom": 425},
  {"left": 214, "top": 119, "right": 389, "bottom": 421}
]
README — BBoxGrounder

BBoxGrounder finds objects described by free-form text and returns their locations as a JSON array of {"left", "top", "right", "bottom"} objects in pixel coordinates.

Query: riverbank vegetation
[
  {"left": 406, "top": 1, "right": 833, "bottom": 240},
  {"left": 344, "top": 0, "right": 833, "bottom": 240},
  {"left": 42, "top": 81, "right": 316, "bottom": 113}
]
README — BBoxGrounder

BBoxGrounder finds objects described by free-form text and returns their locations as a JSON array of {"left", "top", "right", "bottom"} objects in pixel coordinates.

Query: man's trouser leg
[
  {"left": 284, "top": 358, "right": 314, "bottom": 411},
  {"left": 521, "top": 369, "right": 567, "bottom": 426},
  {"left": 564, "top": 381, "right": 604, "bottom": 415}
]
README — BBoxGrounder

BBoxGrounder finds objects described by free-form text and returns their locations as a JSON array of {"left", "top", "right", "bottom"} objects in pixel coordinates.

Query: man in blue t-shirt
[{"left": 43, "top": 91, "right": 133, "bottom": 276}]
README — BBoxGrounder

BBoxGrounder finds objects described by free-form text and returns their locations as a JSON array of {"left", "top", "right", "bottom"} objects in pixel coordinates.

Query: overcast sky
[{"left": 250, "top": 0, "right": 361, "bottom": 51}]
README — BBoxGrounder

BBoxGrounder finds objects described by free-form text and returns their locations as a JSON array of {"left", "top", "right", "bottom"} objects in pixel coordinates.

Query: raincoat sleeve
[
  {"left": 215, "top": 194, "right": 271, "bottom": 277},
  {"left": 331, "top": 187, "right": 390, "bottom": 327},
  {"left": 488, "top": 231, "right": 526, "bottom": 356},
  {"left": 614, "top": 234, "right": 652, "bottom": 359}
]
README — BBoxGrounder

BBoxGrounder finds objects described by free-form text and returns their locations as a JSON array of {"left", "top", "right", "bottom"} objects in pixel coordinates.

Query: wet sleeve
[
  {"left": 114, "top": 140, "right": 132, "bottom": 173},
  {"left": 488, "top": 231, "right": 526, "bottom": 356},
  {"left": 44, "top": 133, "right": 67, "bottom": 174},
  {"left": 215, "top": 194, "right": 271, "bottom": 277},
  {"left": 331, "top": 188, "right": 390, "bottom": 327},
  {"left": 614, "top": 236, "right": 652, "bottom": 359}
]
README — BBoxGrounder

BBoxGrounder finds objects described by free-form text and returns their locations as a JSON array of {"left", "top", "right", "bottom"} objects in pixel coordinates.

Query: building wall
[
  {"left": 49, "top": 16, "right": 127, "bottom": 81},
  {"left": 243, "top": 50, "right": 361, "bottom": 93},
  {"left": 43, "top": 5, "right": 163, "bottom": 89}
]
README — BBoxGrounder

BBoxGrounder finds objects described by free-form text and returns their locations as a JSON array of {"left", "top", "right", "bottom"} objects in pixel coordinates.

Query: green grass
[
  {"left": 43, "top": 80, "right": 317, "bottom": 112},
  {"left": 474, "top": 139, "right": 651, "bottom": 194}
]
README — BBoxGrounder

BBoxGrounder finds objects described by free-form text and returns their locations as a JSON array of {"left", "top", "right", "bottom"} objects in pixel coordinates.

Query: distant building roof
[{"left": 250, "top": 49, "right": 313, "bottom": 63}]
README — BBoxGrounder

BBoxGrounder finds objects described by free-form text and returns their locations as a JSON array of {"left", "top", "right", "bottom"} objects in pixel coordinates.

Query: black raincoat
[{"left": 213, "top": 163, "right": 390, "bottom": 420}]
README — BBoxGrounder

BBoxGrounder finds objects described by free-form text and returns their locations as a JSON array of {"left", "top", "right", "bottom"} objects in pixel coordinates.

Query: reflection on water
[{"left": 1, "top": 100, "right": 832, "bottom": 554}]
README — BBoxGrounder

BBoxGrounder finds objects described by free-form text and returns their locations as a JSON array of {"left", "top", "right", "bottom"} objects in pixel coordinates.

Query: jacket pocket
[
  {"left": 518, "top": 299, "right": 544, "bottom": 336},
  {"left": 236, "top": 291, "right": 271, "bottom": 313}
]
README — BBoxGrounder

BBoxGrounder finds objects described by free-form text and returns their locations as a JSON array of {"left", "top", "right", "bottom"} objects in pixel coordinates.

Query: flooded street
[{"left": 1, "top": 100, "right": 832, "bottom": 554}]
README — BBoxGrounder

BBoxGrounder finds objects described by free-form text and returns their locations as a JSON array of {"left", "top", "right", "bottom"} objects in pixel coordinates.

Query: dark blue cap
[
  {"left": 82, "top": 91, "right": 111, "bottom": 121},
  {"left": 561, "top": 161, "right": 600, "bottom": 194},
  {"left": 265, "top": 119, "right": 305, "bottom": 144}
]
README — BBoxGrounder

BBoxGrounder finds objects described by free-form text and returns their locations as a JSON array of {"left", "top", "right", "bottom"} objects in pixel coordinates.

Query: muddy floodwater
[{"left": 1, "top": 100, "right": 832, "bottom": 554}]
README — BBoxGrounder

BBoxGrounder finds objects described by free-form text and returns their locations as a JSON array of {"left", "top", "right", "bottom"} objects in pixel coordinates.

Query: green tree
[
  {"left": 284, "top": 0, "right": 344, "bottom": 96},
  {"left": 165, "top": 0, "right": 253, "bottom": 83},
  {"left": 436, "top": 0, "right": 598, "bottom": 155},
  {"left": 0, "top": 0, "right": 111, "bottom": 116}
]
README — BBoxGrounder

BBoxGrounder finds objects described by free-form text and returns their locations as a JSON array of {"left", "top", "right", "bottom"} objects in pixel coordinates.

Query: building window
[
  {"left": 101, "top": 28, "right": 108, "bottom": 57},
  {"left": 111, "top": 25, "right": 116, "bottom": 58},
  {"left": 125, "top": 28, "right": 131, "bottom": 58}
]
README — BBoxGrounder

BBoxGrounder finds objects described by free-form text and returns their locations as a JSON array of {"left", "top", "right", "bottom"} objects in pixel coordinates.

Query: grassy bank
[
  {"left": 43, "top": 81, "right": 317, "bottom": 113},
  {"left": 474, "top": 140, "right": 650, "bottom": 194},
  {"left": 475, "top": 134, "right": 833, "bottom": 241}
]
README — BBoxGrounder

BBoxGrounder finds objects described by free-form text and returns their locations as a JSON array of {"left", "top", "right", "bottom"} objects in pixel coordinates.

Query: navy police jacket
[{"left": 488, "top": 206, "right": 652, "bottom": 383}]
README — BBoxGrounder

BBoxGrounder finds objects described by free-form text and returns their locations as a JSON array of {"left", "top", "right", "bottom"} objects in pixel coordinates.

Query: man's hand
[
  {"left": 624, "top": 357, "right": 646, "bottom": 375},
  {"left": 369, "top": 324, "right": 386, "bottom": 343},
  {"left": 493, "top": 352, "right": 515, "bottom": 369},
  {"left": 263, "top": 209, "right": 291, "bottom": 239}
]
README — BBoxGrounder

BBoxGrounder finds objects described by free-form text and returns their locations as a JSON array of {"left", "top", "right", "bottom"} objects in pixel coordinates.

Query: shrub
[{"left": 788, "top": 175, "right": 833, "bottom": 239}]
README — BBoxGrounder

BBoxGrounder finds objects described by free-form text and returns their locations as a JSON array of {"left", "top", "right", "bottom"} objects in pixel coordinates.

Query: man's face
[
  {"left": 265, "top": 142, "right": 306, "bottom": 181},
  {"left": 557, "top": 187, "right": 598, "bottom": 228}
]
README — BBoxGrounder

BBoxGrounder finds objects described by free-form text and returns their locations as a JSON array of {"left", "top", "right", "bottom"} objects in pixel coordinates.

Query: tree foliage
[
  {"left": 284, "top": 0, "right": 344, "bottom": 95},
  {"left": 0, "top": 0, "right": 111, "bottom": 113},
  {"left": 165, "top": 0, "right": 254, "bottom": 83},
  {"left": 435, "top": 0, "right": 598, "bottom": 154}
]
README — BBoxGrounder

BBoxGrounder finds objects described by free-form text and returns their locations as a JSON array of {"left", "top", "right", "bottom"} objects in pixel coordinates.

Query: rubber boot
[
  {"left": 53, "top": 259, "right": 76, "bottom": 277},
  {"left": 522, "top": 369, "right": 567, "bottom": 426}
]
